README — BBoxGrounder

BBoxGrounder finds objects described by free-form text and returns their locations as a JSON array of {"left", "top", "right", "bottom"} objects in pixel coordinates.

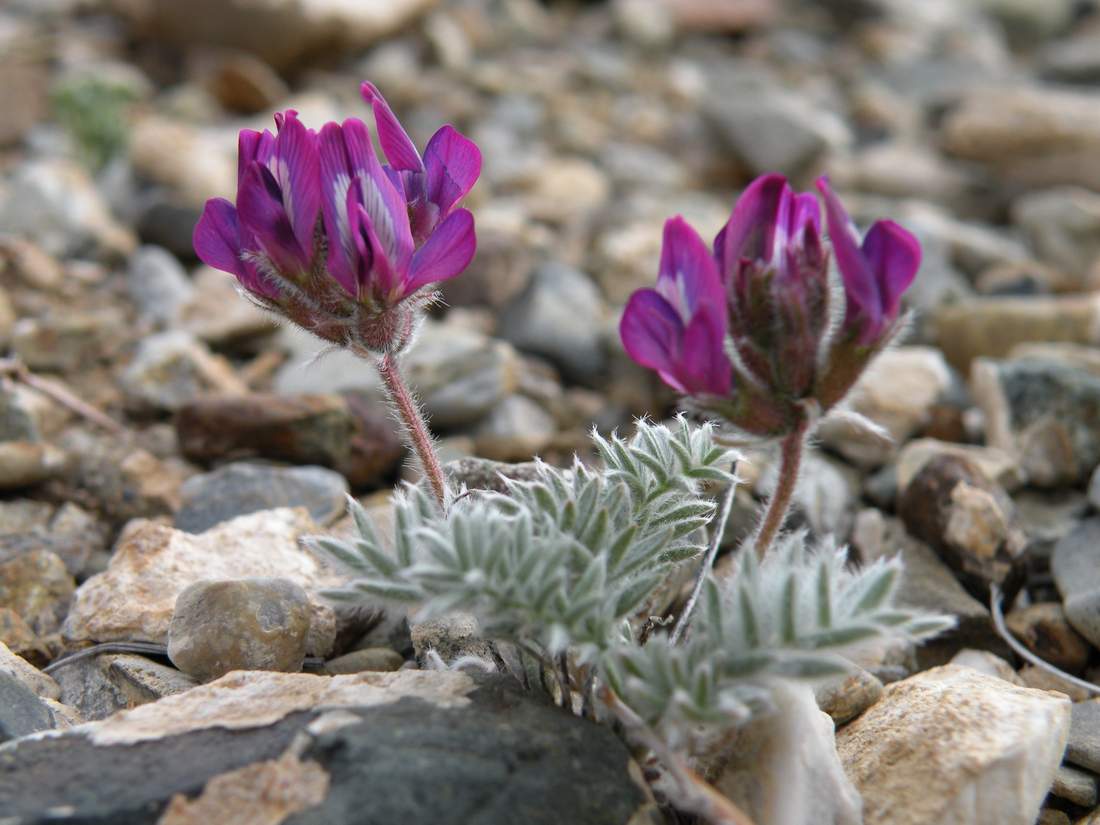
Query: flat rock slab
[
  {"left": 0, "top": 669, "right": 655, "bottom": 825},
  {"left": 837, "top": 665, "right": 1070, "bottom": 825}
]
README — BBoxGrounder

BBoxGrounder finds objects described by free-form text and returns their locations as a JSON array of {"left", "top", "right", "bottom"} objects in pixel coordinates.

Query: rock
[
  {"left": 1005, "top": 602, "right": 1090, "bottom": 674},
  {"left": 0, "top": 159, "right": 134, "bottom": 259},
  {"left": 523, "top": 158, "right": 611, "bottom": 224},
  {"left": 471, "top": 394, "right": 557, "bottom": 462},
  {"left": 0, "top": 549, "right": 75, "bottom": 637},
  {"left": 817, "top": 347, "right": 954, "bottom": 468},
  {"left": 443, "top": 456, "right": 545, "bottom": 494},
  {"left": 1018, "top": 665, "right": 1093, "bottom": 702},
  {"left": 56, "top": 431, "right": 185, "bottom": 524},
  {"left": 52, "top": 652, "right": 198, "bottom": 722},
  {"left": 198, "top": 51, "right": 290, "bottom": 114},
  {"left": 411, "top": 614, "right": 498, "bottom": 669},
  {"left": 948, "top": 649, "right": 1023, "bottom": 685},
  {"left": 943, "top": 87, "right": 1100, "bottom": 191},
  {"left": 1051, "top": 763, "right": 1098, "bottom": 808},
  {"left": 179, "top": 266, "right": 277, "bottom": 346},
  {"left": 1052, "top": 519, "right": 1100, "bottom": 651},
  {"left": 0, "top": 382, "right": 55, "bottom": 442},
  {"left": 176, "top": 393, "right": 355, "bottom": 467},
  {"left": 716, "top": 680, "right": 862, "bottom": 825},
  {"left": 815, "top": 668, "right": 884, "bottom": 727},
  {"left": 973, "top": 358, "right": 1100, "bottom": 488},
  {"left": 1067, "top": 699, "right": 1100, "bottom": 773},
  {"left": 120, "top": 331, "right": 248, "bottom": 413},
  {"left": 0, "top": 670, "right": 656, "bottom": 824},
  {"left": 11, "top": 311, "right": 127, "bottom": 372},
  {"left": 933, "top": 295, "right": 1100, "bottom": 371},
  {"left": 0, "top": 441, "right": 67, "bottom": 490},
  {"left": 62, "top": 509, "right": 339, "bottom": 657},
  {"left": 1010, "top": 489, "right": 1088, "bottom": 565},
  {"left": 981, "top": 0, "right": 1075, "bottom": 46},
  {"left": 896, "top": 439, "right": 1024, "bottom": 494},
  {"left": 168, "top": 578, "right": 313, "bottom": 682},
  {"left": 107, "top": 0, "right": 440, "bottom": 72},
  {"left": 1013, "top": 187, "right": 1100, "bottom": 285},
  {"left": 338, "top": 391, "right": 406, "bottom": 487},
  {"left": 175, "top": 462, "right": 349, "bottom": 533},
  {"left": 126, "top": 245, "right": 194, "bottom": 326},
  {"left": 0, "top": 640, "right": 58, "bottom": 699},
  {"left": 0, "top": 285, "right": 13, "bottom": 348},
  {"left": 0, "top": 607, "right": 42, "bottom": 663},
  {"left": 323, "top": 647, "right": 404, "bottom": 675},
  {"left": 0, "top": 671, "right": 55, "bottom": 743},
  {"left": 837, "top": 665, "right": 1071, "bottom": 825},
  {"left": 898, "top": 455, "right": 1027, "bottom": 598},
  {"left": 1040, "top": 32, "right": 1100, "bottom": 84},
  {"left": 707, "top": 88, "right": 850, "bottom": 178},
  {"left": 1091, "top": 465, "right": 1100, "bottom": 510},
  {"left": 852, "top": 510, "right": 998, "bottom": 655},
  {"left": 498, "top": 262, "right": 606, "bottom": 384}
]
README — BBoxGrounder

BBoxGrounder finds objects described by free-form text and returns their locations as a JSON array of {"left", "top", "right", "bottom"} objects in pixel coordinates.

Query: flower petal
[
  {"left": 862, "top": 220, "right": 921, "bottom": 320},
  {"left": 620, "top": 289, "right": 683, "bottom": 384},
  {"left": 194, "top": 198, "right": 244, "bottom": 277},
  {"left": 657, "top": 216, "right": 726, "bottom": 328},
  {"left": 406, "top": 208, "right": 477, "bottom": 293},
  {"left": 318, "top": 121, "right": 363, "bottom": 295},
  {"left": 423, "top": 125, "right": 482, "bottom": 217},
  {"left": 678, "top": 312, "right": 732, "bottom": 395},
  {"left": 238, "top": 129, "right": 274, "bottom": 188},
  {"left": 237, "top": 161, "right": 309, "bottom": 276},
  {"left": 815, "top": 175, "right": 880, "bottom": 330},
  {"left": 271, "top": 110, "right": 321, "bottom": 259},
  {"left": 360, "top": 81, "right": 423, "bottom": 172},
  {"left": 715, "top": 174, "right": 792, "bottom": 279}
]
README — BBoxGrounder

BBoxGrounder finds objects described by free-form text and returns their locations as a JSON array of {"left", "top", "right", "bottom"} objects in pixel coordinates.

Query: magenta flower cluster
[
  {"left": 620, "top": 174, "right": 921, "bottom": 436},
  {"left": 193, "top": 82, "right": 481, "bottom": 353}
]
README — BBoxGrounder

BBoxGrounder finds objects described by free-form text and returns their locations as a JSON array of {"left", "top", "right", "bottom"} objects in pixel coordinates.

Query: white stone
[
  {"left": 837, "top": 665, "right": 1070, "bottom": 825},
  {"left": 716, "top": 681, "right": 862, "bottom": 825},
  {"left": 62, "top": 509, "right": 340, "bottom": 656}
]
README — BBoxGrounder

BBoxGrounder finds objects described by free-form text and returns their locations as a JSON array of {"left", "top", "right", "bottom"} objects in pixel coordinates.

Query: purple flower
[
  {"left": 193, "top": 84, "right": 480, "bottom": 352},
  {"left": 620, "top": 217, "right": 731, "bottom": 396},
  {"left": 361, "top": 82, "right": 482, "bottom": 247},
  {"left": 713, "top": 173, "right": 828, "bottom": 396},
  {"left": 816, "top": 176, "right": 921, "bottom": 345}
]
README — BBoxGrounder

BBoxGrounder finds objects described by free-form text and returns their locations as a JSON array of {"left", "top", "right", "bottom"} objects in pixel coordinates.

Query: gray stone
[
  {"left": 52, "top": 652, "right": 198, "bottom": 722},
  {"left": 0, "top": 670, "right": 656, "bottom": 824},
  {"left": 471, "top": 395, "right": 557, "bottom": 462},
  {"left": 323, "top": 648, "right": 404, "bottom": 675},
  {"left": 175, "top": 462, "right": 349, "bottom": 533},
  {"left": 1050, "top": 763, "right": 1098, "bottom": 807},
  {"left": 1013, "top": 187, "right": 1100, "bottom": 284},
  {"left": 0, "top": 671, "right": 54, "bottom": 742},
  {"left": 1067, "top": 699, "right": 1100, "bottom": 773},
  {"left": 0, "top": 501, "right": 108, "bottom": 577},
  {"left": 0, "top": 640, "right": 59, "bottom": 699},
  {"left": 498, "top": 262, "right": 606, "bottom": 384},
  {"left": 167, "top": 578, "right": 313, "bottom": 682},
  {"left": 1089, "top": 464, "right": 1100, "bottom": 510},
  {"left": 126, "top": 245, "right": 194, "bottom": 326},
  {"left": 1052, "top": 519, "right": 1100, "bottom": 650},
  {"left": 815, "top": 668, "right": 884, "bottom": 727},
  {"left": 120, "top": 331, "right": 247, "bottom": 413}
]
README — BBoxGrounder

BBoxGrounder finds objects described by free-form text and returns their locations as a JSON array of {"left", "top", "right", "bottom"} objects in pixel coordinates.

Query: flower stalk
[
  {"left": 752, "top": 408, "right": 813, "bottom": 559},
  {"left": 375, "top": 351, "right": 448, "bottom": 509}
]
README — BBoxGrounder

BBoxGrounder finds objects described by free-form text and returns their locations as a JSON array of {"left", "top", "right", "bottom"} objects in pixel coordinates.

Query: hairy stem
[
  {"left": 376, "top": 352, "right": 448, "bottom": 509},
  {"left": 671, "top": 461, "right": 738, "bottom": 644},
  {"left": 752, "top": 417, "right": 810, "bottom": 560}
]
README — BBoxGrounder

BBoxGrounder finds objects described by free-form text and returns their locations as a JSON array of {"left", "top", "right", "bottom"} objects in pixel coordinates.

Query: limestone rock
[
  {"left": 837, "top": 665, "right": 1070, "bottom": 825},
  {"left": 62, "top": 509, "right": 339, "bottom": 657},
  {"left": 0, "top": 640, "right": 58, "bottom": 699},
  {"left": 1052, "top": 519, "right": 1100, "bottom": 650},
  {"left": 716, "top": 680, "right": 862, "bottom": 825},
  {"left": 0, "top": 548, "right": 75, "bottom": 637},
  {"left": 167, "top": 578, "right": 313, "bottom": 682},
  {"left": 52, "top": 652, "right": 198, "bottom": 722},
  {"left": 120, "top": 331, "right": 248, "bottom": 413},
  {"left": 0, "top": 671, "right": 54, "bottom": 743},
  {"left": 973, "top": 357, "right": 1100, "bottom": 488},
  {"left": 0, "top": 670, "right": 656, "bottom": 825}
]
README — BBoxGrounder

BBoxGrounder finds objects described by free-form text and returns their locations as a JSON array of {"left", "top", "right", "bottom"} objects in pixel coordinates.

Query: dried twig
[
  {"left": 0, "top": 357, "right": 123, "bottom": 434},
  {"left": 599, "top": 685, "right": 758, "bottom": 825},
  {"left": 990, "top": 583, "right": 1100, "bottom": 696}
]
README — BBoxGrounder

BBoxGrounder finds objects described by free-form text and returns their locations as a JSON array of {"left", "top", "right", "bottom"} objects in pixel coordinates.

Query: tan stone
[
  {"left": 86, "top": 669, "right": 474, "bottom": 746},
  {"left": 157, "top": 750, "right": 329, "bottom": 825},
  {"left": 0, "top": 640, "right": 58, "bottom": 699},
  {"left": 63, "top": 509, "right": 339, "bottom": 655},
  {"left": 896, "top": 439, "right": 1024, "bottom": 493},
  {"left": 838, "top": 665, "right": 1070, "bottom": 825}
]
